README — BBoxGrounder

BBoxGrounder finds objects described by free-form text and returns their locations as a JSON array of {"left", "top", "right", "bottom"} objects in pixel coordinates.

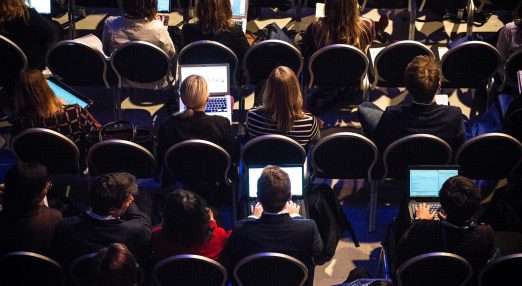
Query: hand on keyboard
[
  {"left": 414, "top": 203, "right": 437, "bottom": 220},
  {"left": 286, "top": 201, "right": 300, "bottom": 216}
]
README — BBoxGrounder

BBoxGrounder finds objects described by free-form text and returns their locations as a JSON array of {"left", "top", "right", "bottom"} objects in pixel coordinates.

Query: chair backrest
[
  {"left": 455, "top": 133, "right": 522, "bottom": 180},
  {"left": 110, "top": 41, "right": 172, "bottom": 88},
  {"left": 153, "top": 254, "right": 227, "bottom": 286},
  {"left": 311, "top": 132, "right": 377, "bottom": 180},
  {"left": 12, "top": 128, "right": 80, "bottom": 174},
  {"left": 0, "top": 34, "right": 28, "bottom": 85},
  {"left": 243, "top": 39, "right": 303, "bottom": 85},
  {"left": 441, "top": 41, "right": 500, "bottom": 88},
  {"left": 0, "top": 251, "right": 65, "bottom": 286},
  {"left": 372, "top": 40, "right": 434, "bottom": 88},
  {"left": 383, "top": 134, "right": 453, "bottom": 179},
  {"left": 307, "top": 44, "right": 368, "bottom": 89},
  {"left": 177, "top": 40, "right": 239, "bottom": 87},
  {"left": 86, "top": 139, "right": 157, "bottom": 178},
  {"left": 164, "top": 139, "right": 232, "bottom": 184},
  {"left": 233, "top": 252, "right": 308, "bottom": 286},
  {"left": 396, "top": 252, "right": 473, "bottom": 286},
  {"left": 502, "top": 49, "right": 522, "bottom": 89},
  {"left": 46, "top": 40, "right": 112, "bottom": 88},
  {"left": 241, "top": 134, "right": 306, "bottom": 167},
  {"left": 479, "top": 253, "right": 522, "bottom": 286},
  {"left": 504, "top": 108, "right": 522, "bottom": 142}
]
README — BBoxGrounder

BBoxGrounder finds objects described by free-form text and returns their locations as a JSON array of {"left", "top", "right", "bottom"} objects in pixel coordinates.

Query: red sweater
[{"left": 151, "top": 220, "right": 231, "bottom": 261}]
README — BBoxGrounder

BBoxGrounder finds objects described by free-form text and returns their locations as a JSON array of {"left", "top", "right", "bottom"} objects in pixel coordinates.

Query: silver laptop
[
  {"left": 408, "top": 165, "right": 460, "bottom": 221},
  {"left": 178, "top": 64, "right": 233, "bottom": 123},
  {"left": 157, "top": 0, "right": 170, "bottom": 26},
  {"left": 247, "top": 165, "right": 307, "bottom": 218},
  {"left": 231, "top": 0, "right": 248, "bottom": 33},
  {"left": 25, "top": 0, "right": 51, "bottom": 15}
]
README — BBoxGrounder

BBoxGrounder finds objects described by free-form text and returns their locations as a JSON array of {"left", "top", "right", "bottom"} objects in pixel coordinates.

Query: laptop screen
[
  {"left": 231, "top": 0, "right": 247, "bottom": 17},
  {"left": 47, "top": 79, "right": 90, "bottom": 109},
  {"left": 409, "top": 166, "right": 459, "bottom": 198},
  {"left": 248, "top": 166, "right": 304, "bottom": 198},
  {"left": 158, "top": 0, "right": 170, "bottom": 12},
  {"left": 26, "top": 0, "right": 51, "bottom": 14},
  {"left": 179, "top": 64, "right": 230, "bottom": 95}
]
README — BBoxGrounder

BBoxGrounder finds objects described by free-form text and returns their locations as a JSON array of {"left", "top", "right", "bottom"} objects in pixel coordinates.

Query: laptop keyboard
[
  {"left": 205, "top": 97, "right": 228, "bottom": 113},
  {"left": 249, "top": 199, "right": 306, "bottom": 218},
  {"left": 409, "top": 202, "right": 441, "bottom": 221}
]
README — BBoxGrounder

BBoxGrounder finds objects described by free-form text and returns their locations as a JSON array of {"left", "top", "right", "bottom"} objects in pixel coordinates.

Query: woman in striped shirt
[{"left": 245, "top": 66, "right": 320, "bottom": 148}]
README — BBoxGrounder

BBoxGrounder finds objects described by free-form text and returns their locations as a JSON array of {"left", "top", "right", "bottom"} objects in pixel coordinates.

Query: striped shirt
[{"left": 246, "top": 108, "right": 320, "bottom": 148}]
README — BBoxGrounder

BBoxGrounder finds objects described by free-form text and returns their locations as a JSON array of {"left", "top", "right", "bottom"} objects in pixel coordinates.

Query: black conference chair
[
  {"left": 0, "top": 251, "right": 66, "bottom": 286},
  {"left": 233, "top": 252, "right": 308, "bottom": 286},
  {"left": 479, "top": 253, "right": 522, "bottom": 286},
  {"left": 307, "top": 44, "right": 370, "bottom": 102},
  {"left": 455, "top": 133, "right": 522, "bottom": 180},
  {"left": 240, "top": 134, "right": 307, "bottom": 167},
  {"left": 371, "top": 40, "right": 434, "bottom": 89},
  {"left": 110, "top": 41, "right": 173, "bottom": 120},
  {"left": 0, "top": 34, "right": 27, "bottom": 98},
  {"left": 46, "top": 40, "right": 114, "bottom": 88},
  {"left": 86, "top": 139, "right": 157, "bottom": 178},
  {"left": 396, "top": 252, "right": 473, "bottom": 286},
  {"left": 153, "top": 254, "right": 227, "bottom": 286},
  {"left": 500, "top": 49, "right": 522, "bottom": 91},
  {"left": 504, "top": 108, "right": 522, "bottom": 143}
]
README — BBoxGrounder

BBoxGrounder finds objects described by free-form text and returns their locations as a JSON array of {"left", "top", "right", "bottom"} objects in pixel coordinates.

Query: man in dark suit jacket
[
  {"left": 52, "top": 172, "right": 151, "bottom": 266},
  {"left": 358, "top": 55, "right": 466, "bottom": 152},
  {"left": 222, "top": 165, "right": 323, "bottom": 285}
]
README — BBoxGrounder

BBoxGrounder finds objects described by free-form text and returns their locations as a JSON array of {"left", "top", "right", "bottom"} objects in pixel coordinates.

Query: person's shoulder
[
  {"left": 104, "top": 16, "right": 122, "bottom": 26},
  {"left": 182, "top": 23, "right": 198, "bottom": 31},
  {"left": 57, "top": 215, "right": 82, "bottom": 229}
]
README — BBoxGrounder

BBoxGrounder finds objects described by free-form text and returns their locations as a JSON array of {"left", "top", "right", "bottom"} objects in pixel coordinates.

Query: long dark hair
[{"left": 162, "top": 190, "right": 213, "bottom": 245}]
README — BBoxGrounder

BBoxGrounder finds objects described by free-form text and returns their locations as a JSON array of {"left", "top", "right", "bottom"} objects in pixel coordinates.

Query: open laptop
[
  {"left": 25, "top": 0, "right": 51, "bottom": 16},
  {"left": 157, "top": 0, "right": 170, "bottom": 26},
  {"left": 408, "top": 165, "right": 460, "bottom": 221},
  {"left": 231, "top": 0, "right": 248, "bottom": 33},
  {"left": 178, "top": 64, "right": 233, "bottom": 123},
  {"left": 247, "top": 165, "right": 307, "bottom": 218},
  {"left": 47, "top": 77, "right": 92, "bottom": 109}
]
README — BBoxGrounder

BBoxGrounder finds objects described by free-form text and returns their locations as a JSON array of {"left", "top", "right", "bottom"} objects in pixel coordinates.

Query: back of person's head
[
  {"left": 404, "top": 55, "right": 441, "bottom": 103},
  {"left": 196, "top": 0, "right": 233, "bottom": 34},
  {"left": 439, "top": 176, "right": 481, "bottom": 225},
  {"left": 179, "top": 75, "right": 209, "bottom": 117},
  {"left": 3, "top": 162, "right": 48, "bottom": 211},
  {"left": 121, "top": 0, "right": 157, "bottom": 20},
  {"left": 262, "top": 66, "right": 304, "bottom": 132},
  {"left": 0, "top": 0, "right": 28, "bottom": 24},
  {"left": 89, "top": 172, "right": 138, "bottom": 216},
  {"left": 257, "top": 165, "right": 291, "bottom": 213},
  {"left": 15, "top": 68, "right": 61, "bottom": 117},
  {"left": 92, "top": 243, "right": 139, "bottom": 286},
  {"left": 162, "top": 189, "right": 212, "bottom": 245}
]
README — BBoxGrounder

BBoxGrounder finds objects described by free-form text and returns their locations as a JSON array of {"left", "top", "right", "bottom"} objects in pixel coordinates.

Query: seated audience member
[
  {"left": 397, "top": 176, "right": 495, "bottom": 283},
  {"left": 245, "top": 66, "right": 321, "bottom": 148},
  {"left": 11, "top": 68, "right": 100, "bottom": 157},
  {"left": 157, "top": 75, "right": 236, "bottom": 162},
  {"left": 182, "top": 0, "right": 249, "bottom": 82},
  {"left": 358, "top": 55, "right": 466, "bottom": 151},
  {"left": 496, "top": 1, "right": 522, "bottom": 88},
  {"left": 0, "top": 162, "right": 62, "bottom": 255},
  {"left": 92, "top": 243, "right": 140, "bottom": 286},
  {"left": 52, "top": 172, "right": 151, "bottom": 265},
  {"left": 151, "top": 189, "right": 231, "bottom": 262},
  {"left": 223, "top": 165, "right": 323, "bottom": 286}
]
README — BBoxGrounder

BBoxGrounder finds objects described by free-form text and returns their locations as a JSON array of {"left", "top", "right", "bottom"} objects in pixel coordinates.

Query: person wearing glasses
[
  {"left": 52, "top": 172, "right": 151, "bottom": 266},
  {"left": 0, "top": 162, "right": 62, "bottom": 256}
]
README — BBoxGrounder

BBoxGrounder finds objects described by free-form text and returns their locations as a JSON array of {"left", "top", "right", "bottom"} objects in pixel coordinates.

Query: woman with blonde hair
[
  {"left": 246, "top": 66, "right": 320, "bottom": 148},
  {"left": 157, "top": 75, "right": 236, "bottom": 165},
  {"left": 12, "top": 68, "right": 100, "bottom": 156}
]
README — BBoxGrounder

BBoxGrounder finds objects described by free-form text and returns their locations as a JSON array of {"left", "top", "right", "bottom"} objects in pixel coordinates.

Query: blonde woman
[
  {"left": 0, "top": 0, "right": 56, "bottom": 69},
  {"left": 12, "top": 68, "right": 100, "bottom": 155},
  {"left": 246, "top": 66, "right": 320, "bottom": 148},
  {"left": 157, "top": 75, "right": 236, "bottom": 164}
]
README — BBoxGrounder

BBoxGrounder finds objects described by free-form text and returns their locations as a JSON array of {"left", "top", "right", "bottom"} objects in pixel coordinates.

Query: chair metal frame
[
  {"left": 233, "top": 252, "right": 308, "bottom": 286},
  {"left": 0, "top": 34, "right": 28, "bottom": 70},
  {"left": 86, "top": 139, "right": 157, "bottom": 178},
  {"left": 396, "top": 252, "right": 473, "bottom": 286},
  {"left": 478, "top": 253, "right": 522, "bottom": 286},
  {"left": 0, "top": 251, "right": 66, "bottom": 286},
  {"left": 307, "top": 44, "right": 370, "bottom": 101},
  {"left": 240, "top": 134, "right": 307, "bottom": 166},
  {"left": 500, "top": 48, "right": 522, "bottom": 91},
  {"left": 69, "top": 252, "right": 97, "bottom": 286},
  {"left": 153, "top": 254, "right": 227, "bottom": 286},
  {"left": 45, "top": 40, "right": 111, "bottom": 89}
]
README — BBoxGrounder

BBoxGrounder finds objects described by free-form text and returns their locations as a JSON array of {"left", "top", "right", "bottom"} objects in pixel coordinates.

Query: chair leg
[
  {"left": 112, "top": 86, "right": 122, "bottom": 121},
  {"left": 369, "top": 180, "right": 378, "bottom": 232}
]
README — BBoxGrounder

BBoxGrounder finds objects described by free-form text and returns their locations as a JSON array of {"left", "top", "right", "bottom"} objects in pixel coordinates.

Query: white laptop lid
[
  {"left": 247, "top": 165, "right": 304, "bottom": 198},
  {"left": 179, "top": 64, "right": 230, "bottom": 95},
  {"left": 408, "top": 166, "right": 459, "bottom": 200},
  {"left": 26, "top": 0, "right": 51, "bottom": 15}
]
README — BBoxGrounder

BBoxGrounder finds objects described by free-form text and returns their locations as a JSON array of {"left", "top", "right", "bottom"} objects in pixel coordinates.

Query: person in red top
[{"left": 151, "top": 190, "right": 231, "bottom": 261}]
